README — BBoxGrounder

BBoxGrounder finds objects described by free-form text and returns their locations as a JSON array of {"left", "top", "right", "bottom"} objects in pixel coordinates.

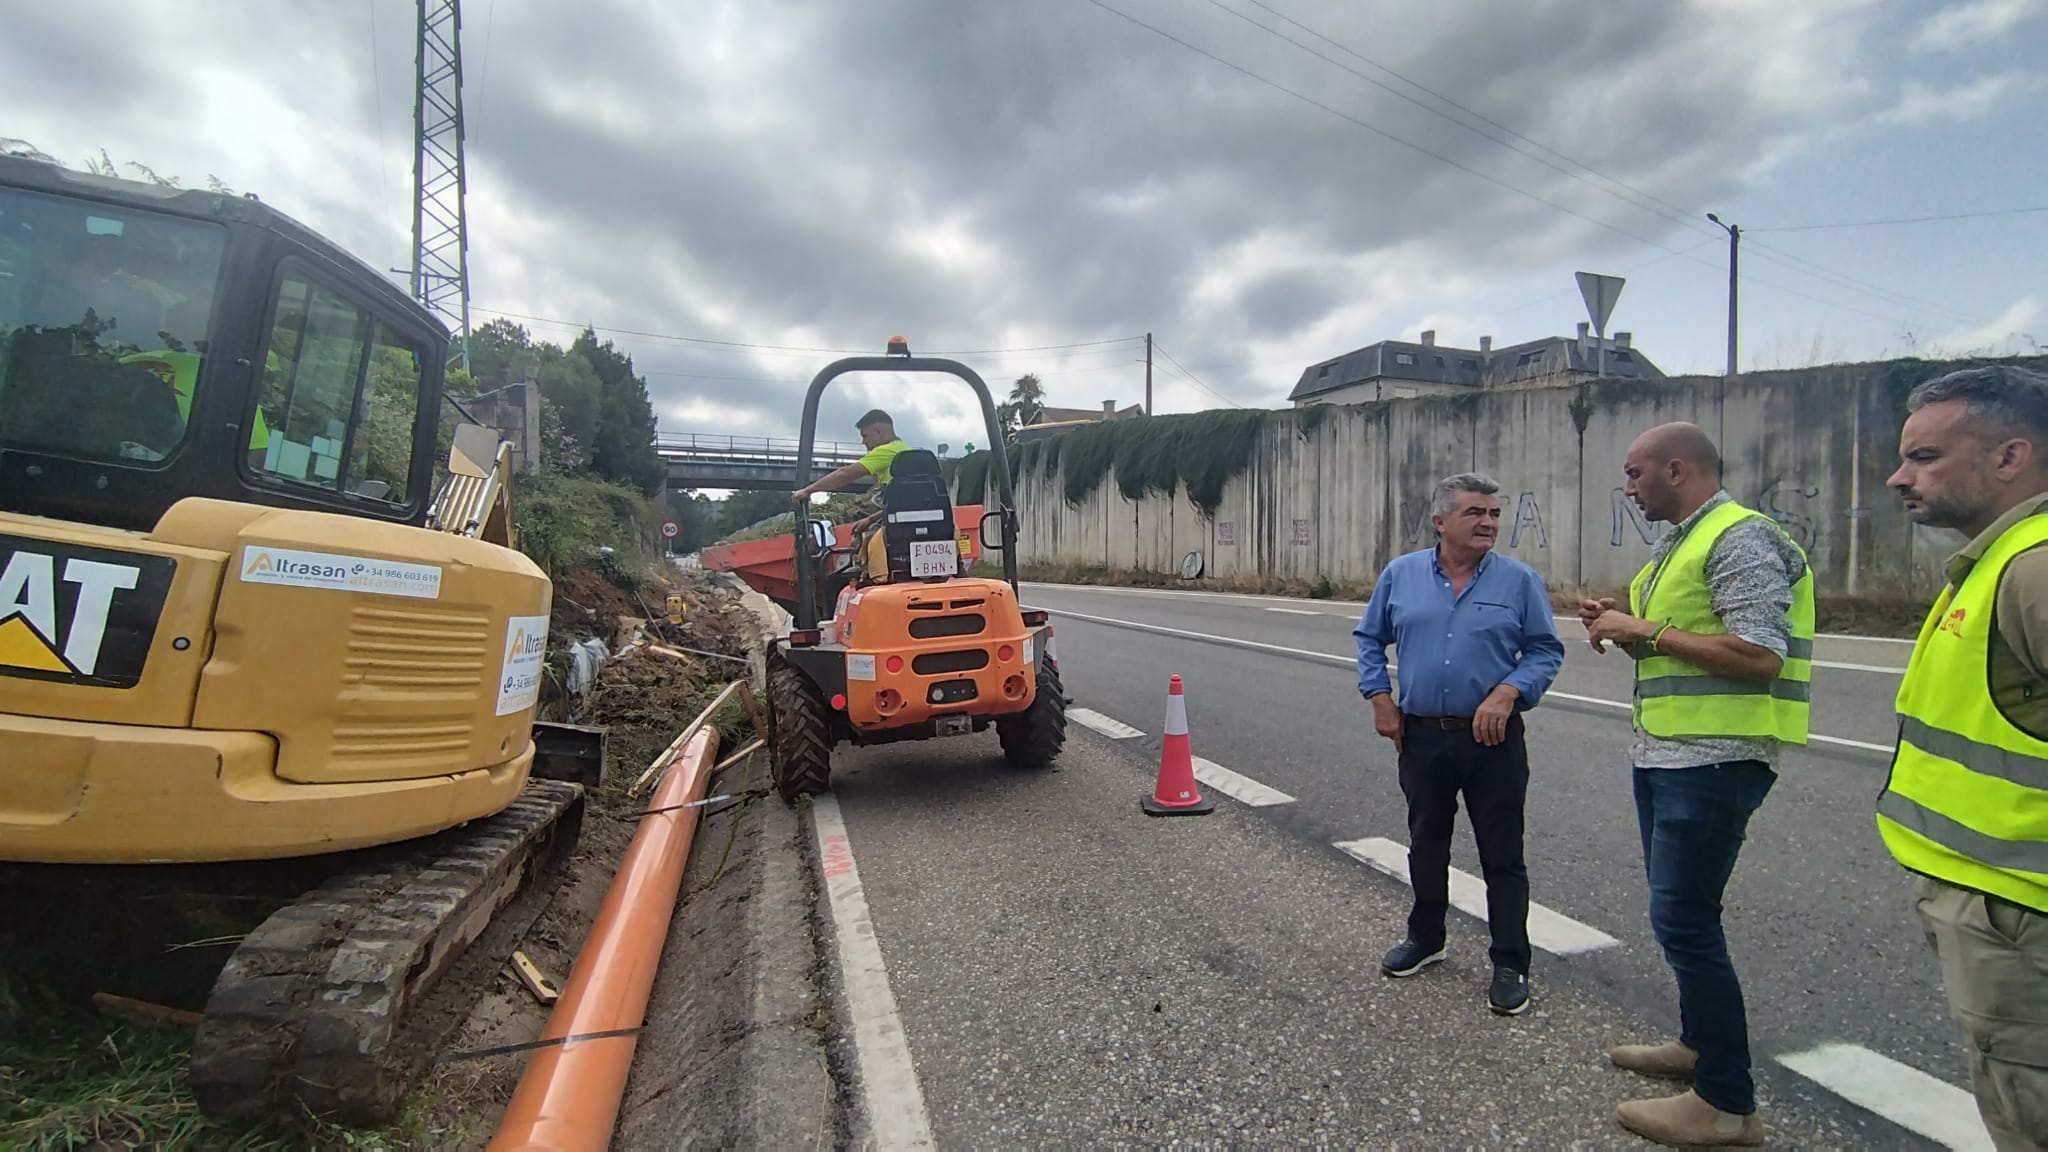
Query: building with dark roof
[{"left": 1288, "top": 326, "right": 1664, "bottom": 406}]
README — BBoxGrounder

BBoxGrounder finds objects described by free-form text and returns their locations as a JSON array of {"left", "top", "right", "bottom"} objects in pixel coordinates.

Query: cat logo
[
  {"left": 0, "top": 535, "right": 178, "bottom": 688},
  {"left": 1938, "top": 606, "right": 1969, "bottom": 637}
]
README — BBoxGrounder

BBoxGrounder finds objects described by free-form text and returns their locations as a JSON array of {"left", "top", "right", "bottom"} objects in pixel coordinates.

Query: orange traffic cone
[{"left": 1143, "top": 675, "right": 1214, "bottom": 817}]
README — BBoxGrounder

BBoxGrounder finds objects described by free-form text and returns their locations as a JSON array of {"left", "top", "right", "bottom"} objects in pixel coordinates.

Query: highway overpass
[{"left": 659, "top": 433, "right": 873, "bottom": 491}]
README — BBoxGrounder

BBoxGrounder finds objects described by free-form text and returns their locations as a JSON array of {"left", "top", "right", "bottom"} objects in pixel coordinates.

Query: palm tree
[{"left": 1009, "top": 373, "right": 1046, "bottom": 428}]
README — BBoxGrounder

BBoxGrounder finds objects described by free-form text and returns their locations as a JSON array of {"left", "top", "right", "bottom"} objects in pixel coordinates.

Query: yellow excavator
[{"left": 0, "top": 155, "right": 595, "bottom": 1124}]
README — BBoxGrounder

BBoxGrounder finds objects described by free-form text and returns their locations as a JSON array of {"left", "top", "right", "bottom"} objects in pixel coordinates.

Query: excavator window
[
  {"left": 0, "top": 185, "right": 227, "bottom": 467},
  {"left": 251, "top": 268, "right": 422, "bottom": 506}
]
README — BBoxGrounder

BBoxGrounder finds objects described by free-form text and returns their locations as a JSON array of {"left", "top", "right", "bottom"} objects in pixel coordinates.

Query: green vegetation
[
  {"left": 468, "top": 319, "right": 664, "bottom": 496},
  {"left": 711, "top": 491, "right": 868, "bottom": 545},
  {"left": 512, "top": 470, "right": 661, "bottom": 582},
  {"left": 1060, "top": 410, "right": 1272, "bottom": 515},
  {"left": 1885, "top": 353, "right": 2048, "bottom": 417}
]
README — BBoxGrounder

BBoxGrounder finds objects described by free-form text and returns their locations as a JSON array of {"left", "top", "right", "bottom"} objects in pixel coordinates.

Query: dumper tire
[
  {"left": 998, "top": 658, "right": 1067, "bottom": 770},
  {"left": 768, "top": 653, "right": 833, "bottom": 801}
]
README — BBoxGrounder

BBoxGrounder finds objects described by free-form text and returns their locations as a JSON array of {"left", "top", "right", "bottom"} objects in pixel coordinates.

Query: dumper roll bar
[{"left": 792, "top": 354, "right": 1020, "bottom": 630}]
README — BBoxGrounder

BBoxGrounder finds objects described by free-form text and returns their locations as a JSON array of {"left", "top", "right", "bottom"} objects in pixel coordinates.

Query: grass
[
  {"left": 0, "top": 1013, "right": 453, "bottom": 1151},
  {"left": 0, "top": 1014, "right": 464, "bottom": 1152}
]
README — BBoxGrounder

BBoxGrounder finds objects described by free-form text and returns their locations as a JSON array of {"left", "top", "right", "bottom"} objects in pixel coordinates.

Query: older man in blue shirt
[{"left": 1355, "top": 472, "right": 1564, "bottom": 1015}]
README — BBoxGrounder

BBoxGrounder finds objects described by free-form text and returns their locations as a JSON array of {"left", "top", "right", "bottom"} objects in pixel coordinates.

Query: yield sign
[{"left": 1575, "top": 271, "right": 1625, "bottom": 336}]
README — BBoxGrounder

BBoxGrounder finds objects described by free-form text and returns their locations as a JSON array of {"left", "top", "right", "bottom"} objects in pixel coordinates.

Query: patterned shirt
[{"left": 1631, "top": 489, "right": 1809, "bottom": 770}]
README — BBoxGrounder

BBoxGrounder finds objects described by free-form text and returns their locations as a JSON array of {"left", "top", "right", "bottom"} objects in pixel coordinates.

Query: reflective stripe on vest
[
  {"left": 1627, "top": 500, "right": 1815, "bottom": 743},
  {"left": 1879, "top": 512, "right": 2048, "bottom": 913}
]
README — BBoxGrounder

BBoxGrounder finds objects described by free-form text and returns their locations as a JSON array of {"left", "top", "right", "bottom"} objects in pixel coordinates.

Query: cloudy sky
[{"left": 5, "top": 0, "right": 2044, "bottom": 452}]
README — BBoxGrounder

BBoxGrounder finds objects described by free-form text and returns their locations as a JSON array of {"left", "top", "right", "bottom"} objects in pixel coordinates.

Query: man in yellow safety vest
[
  {"left": 1882, "top": 364, "right": 2048, "bottom": 1150},
  {"left": 1581, "top": 421, "right": 1814, "bottom": 1148}
]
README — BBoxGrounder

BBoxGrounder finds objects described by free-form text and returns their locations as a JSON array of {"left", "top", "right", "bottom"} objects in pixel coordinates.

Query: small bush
[{"left": 513, "top": 471, "right": 660, "bottom": 579}]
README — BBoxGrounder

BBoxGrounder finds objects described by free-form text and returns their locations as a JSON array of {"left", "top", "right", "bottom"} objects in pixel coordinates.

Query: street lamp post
[{"left": 1707, "top": 213, "right": 1740, "bottom": 377}]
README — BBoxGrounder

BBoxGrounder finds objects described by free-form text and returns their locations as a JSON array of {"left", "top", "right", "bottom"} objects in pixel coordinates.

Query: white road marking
[
  {"left": 1776, "top": 1043, "right": 1993, "bottom": 1151},
  {"left": 1265, "top": 607, "right": 1323, "bottom": 616},
  {"left": 1048, "top": 607, "right": 1360, "bottom": 666},
  {"left": 1023, "top": 582, "right": 1910, "bottom": 645},
  {"left": 810, "top": 794, "right": 935, "bottom": 1150},
  {"left": 1024, "top": 581, "right": 1368, "bottom": 611},
  {"left": 1813, "top": 659, "right": 1907, "bottom": 675},
  {"left": 1048, "top": 608, "right": 1899, "bottom": 755},
  {"left": 1333, "top": 836, "right": 1620, "bottom": 956},
  {"left": 1070, "top": 707, "right": 1144, "bottom": 739},
  {"left": 1192, "top": 756, "right": 1296, "bottom": 806}
]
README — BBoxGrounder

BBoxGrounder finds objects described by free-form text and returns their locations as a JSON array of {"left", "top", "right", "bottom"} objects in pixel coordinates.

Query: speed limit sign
[{"left": 660, "top": 520, "right": 680, "bottom": 540}]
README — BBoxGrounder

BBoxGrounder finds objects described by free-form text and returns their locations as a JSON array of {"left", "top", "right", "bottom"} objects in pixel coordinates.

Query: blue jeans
[{"left": 1633, "top": 761, "right": 1776, "bottom": 1116}]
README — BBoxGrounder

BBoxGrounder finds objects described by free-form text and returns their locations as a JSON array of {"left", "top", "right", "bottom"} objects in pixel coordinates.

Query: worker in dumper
[
  {"left": 119, "top": 338, "right": 273, "bottom": 463},
  {"left": 792, "top": 408, "right": 911, "bottom": 580}
]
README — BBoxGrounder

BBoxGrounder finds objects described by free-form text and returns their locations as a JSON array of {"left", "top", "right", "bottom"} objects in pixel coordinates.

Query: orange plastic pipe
[{"left": 488, "top": 726, "right": 721, "bottom": 1152}]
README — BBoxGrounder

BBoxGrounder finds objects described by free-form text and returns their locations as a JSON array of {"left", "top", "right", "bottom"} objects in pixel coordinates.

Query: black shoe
[
  {"left": 1380, "top": 938, "right": 1445, "bottom": 977},
  {"left": 1489, "top": 966, "right": 1530, "bottom": 1016}
]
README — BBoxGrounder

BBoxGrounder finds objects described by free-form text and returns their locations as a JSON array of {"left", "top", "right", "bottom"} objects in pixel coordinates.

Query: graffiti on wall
[
  {"left": 1611, "top": 487, "right": 1660, "bottom": 547},
  {"left": 1509, "top": 491, "right": 1547, "bottom": 549},
  {"left": 1756, "top": 479, "right": 1822, "bottom": 552},
  {"left": 1291, "top": 518, "right": 1312, "bottom": 546},
  {"left": 1400, "top": 500, "right": 1435, "bottom": 548}
]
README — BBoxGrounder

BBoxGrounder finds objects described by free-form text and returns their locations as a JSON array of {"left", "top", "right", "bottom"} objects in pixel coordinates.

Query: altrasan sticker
[
  {"left": 496, "top": 614, "right": 549, "bottom": 716},
  {"left": 238, "top": 546, "right": 442, "bottom": 599}
]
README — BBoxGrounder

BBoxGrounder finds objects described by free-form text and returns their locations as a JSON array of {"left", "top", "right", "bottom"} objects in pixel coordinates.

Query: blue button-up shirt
[{"left": 1354, "top": 546, "right": 1564, "bottom": 717}]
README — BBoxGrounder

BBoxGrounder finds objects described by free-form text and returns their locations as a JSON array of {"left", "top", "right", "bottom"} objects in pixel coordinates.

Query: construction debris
[{"left": 510, "top": 951, "right": 560, "bottom": 1006}]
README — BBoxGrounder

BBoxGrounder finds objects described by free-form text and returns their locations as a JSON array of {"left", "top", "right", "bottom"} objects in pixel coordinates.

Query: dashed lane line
[
  {"left": 1776, "top": 1043, "right": 1993, "bottom": 1151},
  {"left": 810, "top": 794, "right": 935, "bottom": 1150},
  {"left": 1046, "top": 608, "right": 1898, "bottom": 755},
  {"left": 1071, "top": 706, "right": 1297, "bottom": 805},
  {"left": 1192, "top": 756, "right": 1296, "bottom": 806},
  {"left": 1264, "top": 607, "right": 1324, "bottom": 616},
  {"left": 1069, "top": 707, "right": 1144, "bottom": 740},
  {"left": 1332, "top": 835, "right": 1621, "bottom": 956}
]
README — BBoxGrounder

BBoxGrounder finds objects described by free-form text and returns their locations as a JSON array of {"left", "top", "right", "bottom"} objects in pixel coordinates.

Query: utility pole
[
  {"left": 413, "top": 0, "right": 472, "bottom": 371},
  {"left": 1707, "top": 213, "right": 1739, "bottom": 377},
  {"left": 1144, "top": 332, "right": 1152, "bottom": 416}
]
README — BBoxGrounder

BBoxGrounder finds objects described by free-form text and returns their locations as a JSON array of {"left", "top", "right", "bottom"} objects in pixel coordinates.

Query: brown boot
[
  {"left": 1616, "top": 1089, "right": 1766, "bottom": 1147},
  {"left": 1607, "top": 1039, "right": 1698, "bottom": 1081}
]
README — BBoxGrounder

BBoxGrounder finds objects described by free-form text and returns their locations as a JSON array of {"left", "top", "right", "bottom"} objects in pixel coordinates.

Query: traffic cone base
[
  {"left": 1143, "top": 674, "right": 1214, "bottom": 817},
  {"left": 1141, "top": 791, "right": 1215, "bottom": 817}
]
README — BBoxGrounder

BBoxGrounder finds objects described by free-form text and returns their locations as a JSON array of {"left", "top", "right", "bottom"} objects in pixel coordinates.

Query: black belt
[{"left": 1404, "top": 714, "right": 1471, "bottom": 730}]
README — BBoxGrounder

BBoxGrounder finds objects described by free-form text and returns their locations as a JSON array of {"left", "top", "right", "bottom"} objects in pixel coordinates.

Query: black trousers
[{"left": 1397, "top": 712, "right": 1532, "bottom": 974}]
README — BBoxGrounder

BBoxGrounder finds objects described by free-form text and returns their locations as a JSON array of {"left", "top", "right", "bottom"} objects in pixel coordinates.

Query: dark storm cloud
[{"left": 4, "top": 0, "right": 1882, "bottom": 435}]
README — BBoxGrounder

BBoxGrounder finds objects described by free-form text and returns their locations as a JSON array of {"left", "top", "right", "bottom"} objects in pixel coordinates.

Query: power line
[
  {"left": 470, "top": 304, "right": 1144, "bottom": 357},
  {"left": 1092, "top": 0, "right": 2011, "bottom": 335},
  {"left": 1208, "top": 0, "right": 1701, "bottom": 239},
  {"left": 1080, "top": 0, "right": 1678, "bottom": 255},
  {"left": 1151, "top": 341, "right": 1242, "bottom": 408},
  {"left": 1219, "top": 0, "right": 1993, "bottom": 329},
  {"left": 1749, "top": 205, "right": 2048, "bottom": 232}
]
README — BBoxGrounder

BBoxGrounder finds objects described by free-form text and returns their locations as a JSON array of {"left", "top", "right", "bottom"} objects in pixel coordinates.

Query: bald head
[
  {"left": 1623, "top": 422, "right": 1725, "bottom": 524},
  {"left": 1632, "top": 422, "right": 1723, "bottom": 479}
]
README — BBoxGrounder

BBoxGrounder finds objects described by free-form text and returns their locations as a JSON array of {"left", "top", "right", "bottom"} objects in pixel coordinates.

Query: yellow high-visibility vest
[
  {"left": 120, "top": 349, "right": 270, "bottom": 451},
  {"left": 1627, "top": 499, "right": 1815, "bottom": 742},
  {"left": 1879, "top": 511, "right": 2048, "bottom": 913}
]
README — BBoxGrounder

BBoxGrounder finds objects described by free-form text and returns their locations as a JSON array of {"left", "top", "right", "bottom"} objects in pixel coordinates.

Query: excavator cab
[{"left": 763, "top": 340, "right": 1066, "bottom": 800}]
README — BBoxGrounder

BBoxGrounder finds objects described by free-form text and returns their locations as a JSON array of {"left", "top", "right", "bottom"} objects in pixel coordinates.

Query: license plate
[{"left": 909, "top": 540, "right": 958, "bottom": 579}]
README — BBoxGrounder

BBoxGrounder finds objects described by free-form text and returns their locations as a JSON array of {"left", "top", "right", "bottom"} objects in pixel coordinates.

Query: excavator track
[{"left": 188, "top": 778, "right": 586, "bottom": 1127}]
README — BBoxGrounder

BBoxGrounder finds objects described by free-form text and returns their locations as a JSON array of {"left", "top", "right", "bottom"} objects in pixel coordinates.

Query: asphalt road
[
  {"left": 976, "top": 580, "right": 1979, "bottom": 1149},
  {"left": 822, "top": 731, "right": 1870, "bottom": 1147},
  {"left": 792, "top": 579, "right": 2008, "bottom": 1147}
]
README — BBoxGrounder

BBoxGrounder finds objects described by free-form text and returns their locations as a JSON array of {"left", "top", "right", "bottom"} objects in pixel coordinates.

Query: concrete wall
[{"left": 1000, "top": 359, "right": 2015, "bottom": 599}]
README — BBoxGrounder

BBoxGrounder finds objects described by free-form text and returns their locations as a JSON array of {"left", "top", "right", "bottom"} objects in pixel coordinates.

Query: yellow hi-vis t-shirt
[{"left": 857, "top": 438, "right": 911, "bottom": 486}]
